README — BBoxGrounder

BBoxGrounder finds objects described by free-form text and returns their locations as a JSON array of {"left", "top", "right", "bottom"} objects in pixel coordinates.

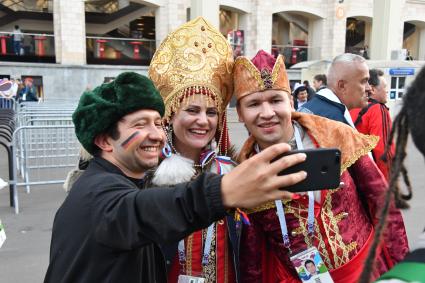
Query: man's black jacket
[{"left": 44, "top": 157, "right": 226, "bottom": 283}]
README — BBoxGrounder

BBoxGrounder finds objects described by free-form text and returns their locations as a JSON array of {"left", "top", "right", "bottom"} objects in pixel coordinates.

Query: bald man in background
[{"left": 300, "top": 53, "right": 371, "bottom": 127}]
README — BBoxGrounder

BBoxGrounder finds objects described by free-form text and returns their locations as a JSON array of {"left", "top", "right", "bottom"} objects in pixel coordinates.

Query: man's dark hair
[
  {"left": 359, "top": 66, "right": 425, "bottom": 283},
  {"left": 92, "top": 121, "right": 121, "bottom": 156},
  {"left": 105, "top": 121, "right": 121, "bottom": 141},
  {"left": 304, "top": 259, "right": 315, "bottom": 268},
  {"left": 303, "top": 80, "right": 310, "bottom": 86},
  {"left": 14, "top": 25, "right": 19, "bottom": 29},
  {"left": 368, "top": 69, "right": 384, "bottom": 87},
  {"left": 313, "top": 74, "right": 327, "bottom": 85}
]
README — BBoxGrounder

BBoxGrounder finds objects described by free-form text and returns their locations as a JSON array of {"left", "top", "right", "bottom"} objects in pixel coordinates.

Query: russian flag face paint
[{"left": 121, "top": 131, "right": 141, "bottom": 150}]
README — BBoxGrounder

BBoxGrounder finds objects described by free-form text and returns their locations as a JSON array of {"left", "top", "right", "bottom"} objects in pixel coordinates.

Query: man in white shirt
[{"left": 11, "top": 25, "right": 23, "bottom": 56}]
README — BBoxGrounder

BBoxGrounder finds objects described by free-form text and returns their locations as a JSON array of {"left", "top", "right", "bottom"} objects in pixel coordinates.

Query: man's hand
[{"left": 221, "top": 143, "right": 307, "bottom": 209}]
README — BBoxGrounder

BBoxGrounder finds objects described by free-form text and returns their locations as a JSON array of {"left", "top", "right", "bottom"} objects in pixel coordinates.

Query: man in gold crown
[
  {"left": 234, "top": 50, "right": 408, "bottom": 282},
  {"left": 149, "top": 17, "right": 239, "bottom": 282}
]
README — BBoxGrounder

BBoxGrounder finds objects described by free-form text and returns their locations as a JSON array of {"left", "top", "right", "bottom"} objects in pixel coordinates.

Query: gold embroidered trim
[
  {"left": 291, "top": 226, "right": 304, "bottom": 236},
  {"left": 203, "top": 225, "right": 216, "bottom": 282},
  {"left": 186, "top": 234, "right": 193, "bottom": 275},
  {"left": 246, "top": 193, "right": 359, "bottom": 268},
  {"left": 270, "top": 56, "right": 290, "bottom": 94},
  {"left": 320, "top": 191, "right": 357, "bottom": 268},
  {"left": 270, "top": 56, "right": 281, "bottom": 85},
  {"left": 245, "top": 201, "right": 274, "bottom": 214},
  {"left": 284, "top": 202, "right": 334, "bottom": 269},
  {"left": 314, "top": 223, "right": 333, "bottom": 269},
  {"left": 333, "top": 212, "right": 348, "bottom": 223},
  {"left": 235, "top": 57, "right": 265, "bottom": 89},
  {"left": 346, "top": 241, "right": 358, "bottom": 254},
  {"left": 341, "top": 134, "right": 379, "bottom": 173},
  {"left": 244, "top": 198, "right": 291, "bottom": 214}
]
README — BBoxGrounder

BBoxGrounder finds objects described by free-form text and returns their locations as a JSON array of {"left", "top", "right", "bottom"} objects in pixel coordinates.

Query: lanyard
[
  {"left": 178, "top": 224, "right": 215, "bottom": 267},
  {"left": 275, "top": 126, "right": 315, "bottom": 252}
]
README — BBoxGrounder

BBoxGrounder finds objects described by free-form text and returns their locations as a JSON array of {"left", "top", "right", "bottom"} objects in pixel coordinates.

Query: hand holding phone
[{"left": 272, "top": 148, "right": 341, "bottom": 192}]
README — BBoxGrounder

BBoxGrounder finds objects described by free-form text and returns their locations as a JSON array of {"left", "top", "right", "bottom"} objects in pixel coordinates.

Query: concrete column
[
  {"left": 225, "top": 1, "right": 272, "bottom": 58},
  {"left": 364, "top": 21, "right": 372, "bottom": 47},
  {"left": 319, "top": 0, "right": 346, "bottom": 60},
  {"left": 255, "top": 11, "right": 273, "bottom": 56},
  {"left": 53, "top": 0, "right": 86, "bottom": 65},
  {"left": 418, "top": 27, "right": 425, "bottom": 60},
  {"left": 190, "top": 0, "right": 219, "bottom": 28},
  {"left": 308, "top": 18, "right": 323, "bottom": 60},
  {"left": 275, "top": 17, "right": 290, "bottom": 46},
  {"left": 370, "top": 0, "right": 405, "bottom": 60},
  {"left": 155, "top": 1, "right": 187, "bottom": 44},
  {"left": 48, "top": 0, "right": 53, "bottom": 12},
  {"left": 238, "top": 12, "right": 251, "bottom": 56}
]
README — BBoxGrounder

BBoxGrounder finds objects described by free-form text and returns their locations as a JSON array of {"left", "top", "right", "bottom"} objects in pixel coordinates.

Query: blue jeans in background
[{"left": 13, "top": 41, "right": 21, "bottom": 55}]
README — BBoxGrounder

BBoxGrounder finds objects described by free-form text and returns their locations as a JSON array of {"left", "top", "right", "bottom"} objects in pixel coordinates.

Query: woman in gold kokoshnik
[{"left": 149, "top": 17, "right": 241, "bottom": 283}]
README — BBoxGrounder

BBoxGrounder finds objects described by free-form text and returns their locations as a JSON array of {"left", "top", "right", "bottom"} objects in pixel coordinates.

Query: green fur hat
[{"left": 72, "top": 72, "right": 165, "bottom": 155}]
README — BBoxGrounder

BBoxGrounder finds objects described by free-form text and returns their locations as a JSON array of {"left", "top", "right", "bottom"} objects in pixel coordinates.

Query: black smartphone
[{"left": 272, "top": 148, "right": 341, "bottom": 192}]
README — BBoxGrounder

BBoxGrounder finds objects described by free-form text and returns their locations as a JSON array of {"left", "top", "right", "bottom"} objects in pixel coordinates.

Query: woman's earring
[{"left": 161, "top": 142, "right": 172, "bottom": 158}]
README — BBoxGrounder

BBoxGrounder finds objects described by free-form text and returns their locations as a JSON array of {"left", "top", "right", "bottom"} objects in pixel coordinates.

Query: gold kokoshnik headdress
[{"left": 148, "top": 16, "right": 234, "bottom": 125}]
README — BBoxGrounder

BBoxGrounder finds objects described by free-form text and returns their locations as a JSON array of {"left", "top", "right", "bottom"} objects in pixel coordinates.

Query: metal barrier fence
[
  {"left": 14, "top": 101, "right": 77, "bottom": 177},
  {"left": 7, "top": 101, "right": 79, "bottom": 213},
  {"left": 0, "top": 98, "right": 16, "bottom": 109},
  {"left": 0, "top": 108, "right": 15, "bottom": 207},
  {"left": 15, "top": 116, "right": 74, "bottom": 178},
  {"left": 11, "top": 125, "right": 79, "bottom": 213}
]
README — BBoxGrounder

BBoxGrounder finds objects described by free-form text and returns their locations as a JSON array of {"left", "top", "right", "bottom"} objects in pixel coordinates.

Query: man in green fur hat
[{"left": 44, "top": 71, "right": 307, "bottom": 283}]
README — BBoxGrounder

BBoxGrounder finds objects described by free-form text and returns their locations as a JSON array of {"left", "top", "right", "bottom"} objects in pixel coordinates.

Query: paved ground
[{"left": 0, "top": 108, "right": 424, "bottom": 282}]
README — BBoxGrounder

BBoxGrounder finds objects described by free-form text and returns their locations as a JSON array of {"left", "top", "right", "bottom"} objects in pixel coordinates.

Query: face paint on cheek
[{"left": 121, "top": 131, "right": 141, "bottom": 150}]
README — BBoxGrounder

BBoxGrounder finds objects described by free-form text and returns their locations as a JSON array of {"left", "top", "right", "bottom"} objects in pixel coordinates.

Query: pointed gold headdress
[
  {"left": 233, "top": 50, "right": 291, "bottom": 101},
  {"left": 148, "top": 17, "right": 234, "bottom": 124}
]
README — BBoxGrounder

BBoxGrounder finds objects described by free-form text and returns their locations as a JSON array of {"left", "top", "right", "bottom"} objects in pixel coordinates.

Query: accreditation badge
[
  {"left": 177, "top": 275, "right": 205, "bottom": 283},
  {"left": 0, "top": 219, "right": 6, "bottom": 248},
  {"left": 290, "top": 247, "right": 334, "bottom": 283}
]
